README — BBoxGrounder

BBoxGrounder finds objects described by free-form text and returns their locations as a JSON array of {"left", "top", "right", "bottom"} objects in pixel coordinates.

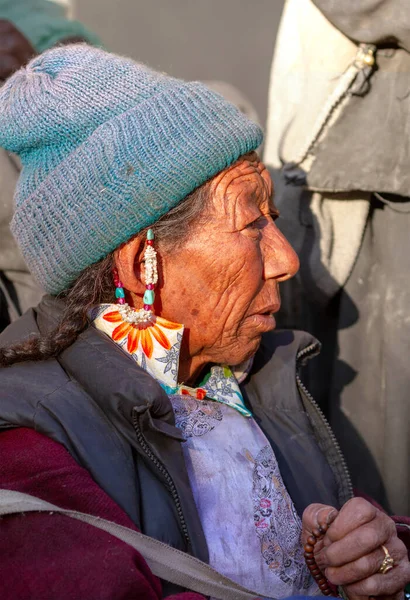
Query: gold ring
[{"left": 378, "top": 545, "right": 394, "bottom": 574}]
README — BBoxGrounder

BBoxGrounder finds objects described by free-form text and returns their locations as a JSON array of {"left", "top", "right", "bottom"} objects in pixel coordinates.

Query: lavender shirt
[{"left": 170, "top": 395, "right": 319, "bottom": 598}]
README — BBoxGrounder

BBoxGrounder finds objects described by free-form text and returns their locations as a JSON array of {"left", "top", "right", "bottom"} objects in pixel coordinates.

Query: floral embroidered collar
[{"left": 91, "top": 304, "right": 252, "bottom": 417}]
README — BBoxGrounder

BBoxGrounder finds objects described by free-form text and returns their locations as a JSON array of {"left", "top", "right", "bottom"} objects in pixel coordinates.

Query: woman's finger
[
  {"left": 342, "top": 559, "right": 410, "bottom": 596},
  {"left": 325, "top": 497, "right": 378, "bottom": 542},
  {"left": 324, "top": 536, "right": 407, "bottom": 585},
  {"left": 323, "top": 512, "right": 397, "bottom": 566},
  {"left": 301, "top": 503, "right": 338, "bottom": 544}
]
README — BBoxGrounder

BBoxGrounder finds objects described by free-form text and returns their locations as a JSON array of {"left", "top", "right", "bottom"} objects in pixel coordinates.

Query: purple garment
[{"left": 170, "top": 395, "right": 319, "bottom": 598}]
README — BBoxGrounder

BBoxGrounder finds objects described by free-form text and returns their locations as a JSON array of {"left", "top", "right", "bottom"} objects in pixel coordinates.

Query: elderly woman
[{"left": 0, "top": 45, "right": 408, "bottom": 600}]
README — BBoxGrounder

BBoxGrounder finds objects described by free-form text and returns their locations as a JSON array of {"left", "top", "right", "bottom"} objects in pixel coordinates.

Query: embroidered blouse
[{"left": 92, "top": 304, "right": 318, "bottom": 597}]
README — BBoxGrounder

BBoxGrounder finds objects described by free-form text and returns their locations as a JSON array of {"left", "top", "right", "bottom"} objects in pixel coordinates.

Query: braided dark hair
[
  {"left": 0, "top": 253, "right": 115, "bottom": 367},
  {"left": 0, "top": 181, "right": 210, "bottom": 367}
]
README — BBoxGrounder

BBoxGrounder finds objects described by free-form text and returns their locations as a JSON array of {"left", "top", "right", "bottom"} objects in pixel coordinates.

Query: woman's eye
[
  {"left": 246, "top": 212, "right": 279, "bottom": 229},
  {"left": 245, "top": 218, "right": 261, "bottom": 229}
]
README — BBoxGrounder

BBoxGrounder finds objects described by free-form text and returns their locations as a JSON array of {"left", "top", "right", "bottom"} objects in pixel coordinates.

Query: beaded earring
[{"left": 113, "top": 228, "right": 158, "bottom": 325}]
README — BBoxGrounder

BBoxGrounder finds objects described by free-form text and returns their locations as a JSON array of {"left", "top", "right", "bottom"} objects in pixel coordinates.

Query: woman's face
[{"left": 157, "top": 155, "right": 299, "bottom": 382}]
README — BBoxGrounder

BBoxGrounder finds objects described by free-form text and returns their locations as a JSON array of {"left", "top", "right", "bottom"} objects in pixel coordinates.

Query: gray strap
[{"left": 0, "top": 489, "right": 271, "bottom": 600}]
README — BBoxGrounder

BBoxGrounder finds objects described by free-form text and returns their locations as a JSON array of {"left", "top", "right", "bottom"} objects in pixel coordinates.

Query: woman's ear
[{"left": 114, "top": 234, "right": 145, "bottom": 295}]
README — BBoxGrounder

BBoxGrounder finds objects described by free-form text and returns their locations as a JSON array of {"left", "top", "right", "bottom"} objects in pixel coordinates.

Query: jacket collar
[{"left": 34, "top": 295, "right": 180, "bottom": 434}]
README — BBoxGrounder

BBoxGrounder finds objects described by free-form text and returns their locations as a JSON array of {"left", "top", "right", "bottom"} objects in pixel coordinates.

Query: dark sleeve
[
  {"left": 0, "top": 427, "right": 205, "bottom": 600},
  {"left": 312, "top": 0, "right": 410, "bottom": 51}
]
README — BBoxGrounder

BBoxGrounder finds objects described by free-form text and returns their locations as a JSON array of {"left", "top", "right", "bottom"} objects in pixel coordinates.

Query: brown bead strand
[{"left": 304, "top": 524, "right": 334, "bottom": 596}]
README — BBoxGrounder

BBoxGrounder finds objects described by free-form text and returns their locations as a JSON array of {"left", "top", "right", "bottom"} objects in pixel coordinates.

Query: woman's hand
[
  {"left": 0, "top": 20, "right": 35, "bottom": 81},
  {"left": 302, "top": 498, "right": 410, "bottom": 599}
]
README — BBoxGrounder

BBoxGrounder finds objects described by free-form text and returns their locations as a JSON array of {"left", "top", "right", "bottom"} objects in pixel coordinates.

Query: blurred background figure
[
  {"left": 264, "top": 0, "right": 410, "bottom": 515},
  {"left": 0, "top": 0, "right": 99, "bottom": 331}
]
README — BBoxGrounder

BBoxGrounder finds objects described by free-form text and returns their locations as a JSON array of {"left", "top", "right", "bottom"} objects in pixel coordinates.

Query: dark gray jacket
[{"left": 0, "top": 297, "right": 352, "bottom": 563}]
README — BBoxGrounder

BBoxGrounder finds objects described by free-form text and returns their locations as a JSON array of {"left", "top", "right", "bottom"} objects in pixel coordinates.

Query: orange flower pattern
[
  {"left": 92, "top": 304, "right": 184, "bottom": 389},
  {"left": 102, "top": 308, "right": 181, "bottom": 358}
]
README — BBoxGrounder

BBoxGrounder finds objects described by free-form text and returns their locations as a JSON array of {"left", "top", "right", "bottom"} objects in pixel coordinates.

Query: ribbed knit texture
[{"left": 0, "top": 45, "right": 263, "bottom": 294}]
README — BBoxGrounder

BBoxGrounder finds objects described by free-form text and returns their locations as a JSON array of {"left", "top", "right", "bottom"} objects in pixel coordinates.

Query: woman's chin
[
  {"left": 227, "top": 336, "right": 264, "bottom": 367},
  {"left": 230, "top": 317, "right": 276, "bottom": 363}
]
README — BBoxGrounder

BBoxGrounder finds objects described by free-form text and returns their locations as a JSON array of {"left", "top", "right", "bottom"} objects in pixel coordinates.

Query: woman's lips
[
  {"left": 252, "top": 313, "right": 277, "bottom": 330},
  {"left": 249, "top": 302, "right": 280, "bottom": 330}
]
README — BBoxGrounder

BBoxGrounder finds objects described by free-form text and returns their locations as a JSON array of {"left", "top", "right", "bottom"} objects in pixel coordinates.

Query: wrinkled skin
[
  {"left": 0, "top": 20, "right": 35, "bottom": 81},
  {"left": 160, "top": 155, "right": 300, "bottom": 378},
  {"left": 117, "top": 153, "right": 299, "bottom": 381},
  {"left": 116, "top": 154, "right": 410, "bottom": 598}
]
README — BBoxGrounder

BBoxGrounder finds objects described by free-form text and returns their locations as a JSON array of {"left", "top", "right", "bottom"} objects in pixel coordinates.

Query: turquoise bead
[
  {"left": 143, "top": 289, "right": 155, "bottom": 305},
  {"left": 115, "top": 287, "right": 125, "bottom": 299},
  {"left": 147, "top": 228, "right": 154, "bottom": 241}
]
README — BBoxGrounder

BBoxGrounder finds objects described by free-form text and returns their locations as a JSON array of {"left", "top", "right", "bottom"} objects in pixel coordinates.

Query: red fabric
[{"left": 0, "top": 427, "right": 204, "bottom": 600}]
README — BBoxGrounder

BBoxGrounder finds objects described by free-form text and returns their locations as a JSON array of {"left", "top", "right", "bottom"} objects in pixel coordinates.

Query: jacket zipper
[
  {"left": 132, "top": 412, "right": 191, "bottom": 547},
  {"left": 296, "top": 344, "right": 354, "bottom": 501}
]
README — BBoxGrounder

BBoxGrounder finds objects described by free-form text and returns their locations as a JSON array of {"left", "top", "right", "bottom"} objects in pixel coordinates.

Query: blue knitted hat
[{"left": 0, "top": 45, "right": 263, "bottom": 295}]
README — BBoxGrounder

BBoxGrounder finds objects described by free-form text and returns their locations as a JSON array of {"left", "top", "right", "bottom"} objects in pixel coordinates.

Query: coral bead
[{"left": 147, "top": 284, "right": 154, "bottom": 290}]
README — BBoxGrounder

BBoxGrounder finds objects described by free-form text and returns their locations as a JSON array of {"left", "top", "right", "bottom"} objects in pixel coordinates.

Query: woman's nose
[{"left": 262, "top": 222, "right": 300, "bottom": 282}]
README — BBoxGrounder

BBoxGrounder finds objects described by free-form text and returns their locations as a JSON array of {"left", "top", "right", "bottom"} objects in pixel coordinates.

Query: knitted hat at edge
[{"left": 0, "top": 44, "right": 263, "bottom": 295}]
